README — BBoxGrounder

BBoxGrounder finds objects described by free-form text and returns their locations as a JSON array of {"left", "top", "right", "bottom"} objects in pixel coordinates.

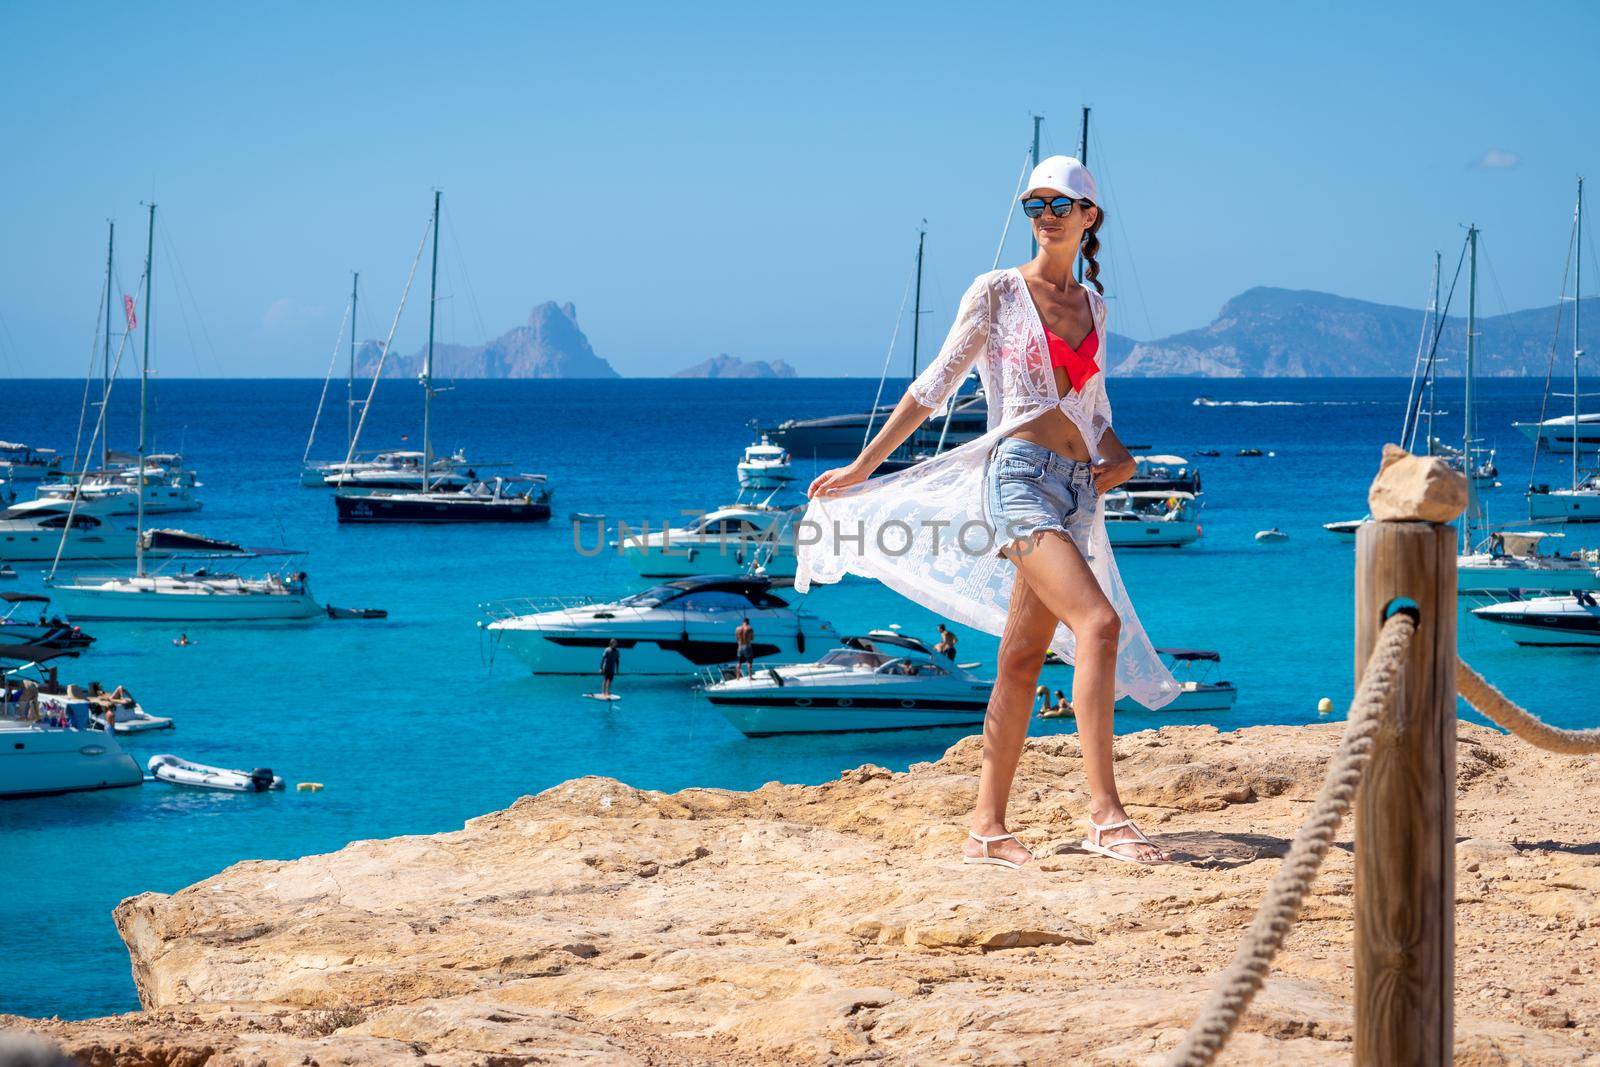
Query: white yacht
[
  {"left": 1528, "top": 470, "right": 1600, "bottom": 523},
  {"left": 49, "top": 567, "right": 322, "bottom": 622},
  {"left": 1323, "top": 517, "right": 1369, "bottom": 541},
  {"left": 615, "top": 503, "right": 802, "bottom": 579},
  {"left": 35, "top": 683, "right": 174, "bottom": 734},
  {"left": 1103, "top": 490, "right": 1203, "bottom": 548},
  {"left": 1472, "top": 591, "right": 1600, "bottom": 647},
  {"left": 736, "top": 437, "right": 794, "bottom": 490},
  {"left": 699, "top": 630, "right": 992, "bottom": 736},
  {"left": 1516, "top": 412, "right": 1600, "bottom": 451},
  {"left": 36, "top": 463, "right": 201, "bottom": 515},
  {"left": 482, "top": 574, "right": 835, "bottom": 676},
  {"left": 317, "top": 450, "right": 473, "bottom": 490},
  {"left": 1457, "top": 531, "right": 1600, "bottom": 596},
  {"left": 0, "top": 666, "right": 142, "bottom": 798},
  {"left": 0, "top": 442, "right": 62, "bottom": 483},
  {"left": 0, "top": 499, "right": 138, "bottom": 562}
]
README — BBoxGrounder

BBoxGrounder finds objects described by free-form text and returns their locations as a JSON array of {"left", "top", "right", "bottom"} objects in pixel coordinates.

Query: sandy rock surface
[{"left": 8, "top": 723, "right": 1600, "bottom": 1065}]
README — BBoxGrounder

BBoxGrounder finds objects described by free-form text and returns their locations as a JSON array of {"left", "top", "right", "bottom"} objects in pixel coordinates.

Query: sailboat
[
  {"left": 1455, "top": 223, "right": 1600, "bottom": 595},
  {"left": 1527, "top": 177, "right": 1600, "bottom": 522},
  {"left": 332, "top": 191, "right": 553, "bottom": 524},
  {"left": 47, "top": 204, "right": 323, "bottom": 621}
]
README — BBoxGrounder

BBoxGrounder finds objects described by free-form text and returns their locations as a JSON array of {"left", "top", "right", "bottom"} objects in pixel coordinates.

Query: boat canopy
[
  {"left": 1155, "top": 647, "right": 1221, "bottom": 662},
  {"left": 842, "top": 630, "right": 937, "bottom": 657},
  {"left": 1137, "top": 454, "right": 1190, "bottom": 466},
  {"left": 1, "top": 592, "right": 50, "bottom": 604}
]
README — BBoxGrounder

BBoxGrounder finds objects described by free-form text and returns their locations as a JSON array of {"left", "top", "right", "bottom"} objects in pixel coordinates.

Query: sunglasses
[{"left": 1020, "top": 196, "right": 1092, "bottom": 219}]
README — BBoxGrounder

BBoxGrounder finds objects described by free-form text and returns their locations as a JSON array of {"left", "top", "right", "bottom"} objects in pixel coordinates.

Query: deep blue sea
[{"left": 2, "top": 375, "right": 1596, "bottom": 1020}]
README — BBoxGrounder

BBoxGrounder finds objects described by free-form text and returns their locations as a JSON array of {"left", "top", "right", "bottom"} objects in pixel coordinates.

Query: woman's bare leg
[
  {"left": 1009, "top": 530, "right": 1162, "bottom": 861},
  {"left": 963, "top": 564, "right": 1061, "bottom": 866}
]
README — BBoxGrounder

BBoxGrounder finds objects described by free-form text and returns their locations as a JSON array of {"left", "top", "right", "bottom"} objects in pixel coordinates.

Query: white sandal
[
  {"left": 1081, "top": 816, "right": 1170, "bottom": 865},
  {"left": 963, "top": 831, "right": 1033, "bottom": 870}
]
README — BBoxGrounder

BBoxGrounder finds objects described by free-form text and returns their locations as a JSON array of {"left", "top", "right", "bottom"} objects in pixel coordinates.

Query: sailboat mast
[
  {"left": 1076, "top": 106, "right": 1091, "bottom": 284},
  {"left": 135, "top": 203, "right": 155, "bottom": 577},
  {"left": 1463, "top": 225, "right": 1479, "bottom": 553},
  {"left": 1574, "top": 177, "right": 1583, "bottom": 490},
  {"left": 103, "top": 221, "right": 114, "bottom": 469},
  {"left": 349, "top": 271, "right": 359, "bottom": 451},
  {"left": 1427, "top": 250, "right": 1441, "bottom": 452},
  {"left": 911, "top": 226, "right": 925, "bottom": 378},
  {"left": 1029, "top": 114, "right": 1043, "bottom": 258},
  {"left": 423, "top": 190, "right": 441, "bottom": 493}
]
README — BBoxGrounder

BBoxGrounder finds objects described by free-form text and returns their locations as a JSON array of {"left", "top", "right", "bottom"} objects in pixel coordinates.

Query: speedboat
[
  {"left": 482, "top": 574, "right": 836, "bottom": 676},
  {"left": 1323, "top": 517, "right": 1369, "bottom": 541},
  {"left": 1255, "top": 527, "right": 1289, "bottom": 544},
  {"left": 0, "top": 660, "right": 142, "bottom": 798},
  {"left": 335, "top": 475, "right": 552, "bottom": 523},
  {"left": 1528, "top": 470, "right": 1600, "bottom": 523},
  {"left": 1103, "top": 490, "right": 1202, "bottom": 548},
  {"left": 1457, "top": 531, "right": 1600, "bottom": 595},
  {"left": 1043, "top": 647, "right": 1238, "bottom": 713},
  {"left": 1125, "top": 454, "right": 1202, "bottom": 494},
  {"left": 0, "top": 498, "right": 139, "bottom": 561},
  {"left": 754, "top": 393, "right": 989, "bottom": 458},
  {"left": 0, "top": 592, "right": 94, "bottom": 651},
  {"left": 737, "top": 437, "right": 794, "bottom": 490},
  {"left": 615, "top": 502, "right": 802, "bottom": 578},
  {"left": 699, "top": 630, "right": 992, "bottom": 736},
  {"left": 48, "top": 567, "right": 322, "bottom": 621},
  {"left": 148, "top": 754, "right": 282, "bottom": 792},
  {"left": 0, "top": 442, "right": 61, "bottom": 483},
  {"left": 1472, "top": 591, "right": 1600, "bottom": 647}
]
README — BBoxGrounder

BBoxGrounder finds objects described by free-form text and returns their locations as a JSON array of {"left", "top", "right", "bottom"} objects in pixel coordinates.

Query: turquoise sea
[{"left": 2, "top": 375, "right": 1596, "bottom": 1021}]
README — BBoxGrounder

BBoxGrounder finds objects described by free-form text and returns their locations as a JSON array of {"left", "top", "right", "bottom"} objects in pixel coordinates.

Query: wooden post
[{"left": 1353, "top": 518, "right": 1456, "bottom": 1066}]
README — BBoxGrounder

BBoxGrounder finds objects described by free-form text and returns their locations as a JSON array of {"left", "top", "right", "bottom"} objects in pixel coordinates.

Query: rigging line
[
  {"left": 441, "top": 202, "right": 489, "bottom": 345},
  {"left": 48, "top": 270, "right": 147, "bottom": 581},
  {"left": 1401, "top": 236, "right": 1469, "bottom": 451},
  {"left": 155, "top": 215, "right": 221, "bottom": 373},
  {"left": 1528, "top": 213, "right": 1577, "bottom": 485},
  {"left": 992, "top": 143, "right": 1034, "bottom": 270},
  {"left": 340, "top": 215, "right": 434, "bottom": 472},
  {"left": 70, "top": 272, "right": 111, "bottom": 472},
  {"left": 1088, "top": 125, "right": 1158, "bottom": 344},
  {"left": 0, "top": 305, "right": 18, "bottom": 375},
  {"left": 302, "top": 294, "right": 354, "bottom": 465},
  {"left": 1399, "top": 257, "right": 1440, "bottom": 452},
  {"left": 861, "top": 242, "right": 920, "bottom": 448}
]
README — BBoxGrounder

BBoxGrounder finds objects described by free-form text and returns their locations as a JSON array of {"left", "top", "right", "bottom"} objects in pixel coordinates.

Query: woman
[{"left": 796, "top": 155, "right": 1179, "bottom": 868}]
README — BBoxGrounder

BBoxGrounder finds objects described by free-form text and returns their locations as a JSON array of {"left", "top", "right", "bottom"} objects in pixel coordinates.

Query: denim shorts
[{"left": 983, "top": 437, "right": 1097, "bottom": 560}]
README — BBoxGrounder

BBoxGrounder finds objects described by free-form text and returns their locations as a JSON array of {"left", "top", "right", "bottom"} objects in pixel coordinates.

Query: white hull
[
  {"left": 1516, "top": 416, "right": 1600, "bottom": 450},
  {"left": 0, "top": 722, "right": 142, "bottom": 798},
  {"left": 1457, "top": 558, "right": 1600, "bottom": 595},
  {"left": 51, "top": 577, "right": 322, "bottom": 621},
  {"left": 713, "top": 701, "right": 988, "bottom": 736},
  {"left": 1116, "top": 682, "right": 1237, "bottom": 714},
  {"left": 1528, "top": 490, "right": 1600, "bottom": 522},
  {"left": 1473, "top": 596, "right": 1600, "bottom": 646},
  {"left": 493, "top": 622, "right": 820, "bottom": 675},
  {"left": 0, "top": 526, "right": 139, "bottom": 562},
  {"left": 1105, "top": 520, "right": 1201, "bottom": 548}
]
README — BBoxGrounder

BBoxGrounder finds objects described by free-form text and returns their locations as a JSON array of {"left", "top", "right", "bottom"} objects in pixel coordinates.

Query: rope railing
[
  {"left": 1164, "top": 611, "right": 1417, "bottom": 1067},
  {"left": 1457, "top": 656, "right": 1600, "bottom": 754}
]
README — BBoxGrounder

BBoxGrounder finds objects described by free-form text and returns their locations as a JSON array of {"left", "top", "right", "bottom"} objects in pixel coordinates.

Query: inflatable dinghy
[
  {"left": 147, "top": 754, "right": 284, "bottom": 792},
  {"left": 325, "top": 605, "right": 388, "bottom": 620}
]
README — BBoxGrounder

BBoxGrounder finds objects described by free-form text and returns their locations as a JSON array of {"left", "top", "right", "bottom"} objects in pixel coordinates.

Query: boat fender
[
  {"left": 249, "top": 768, "right": 277, "bottom": 792},
  {"left": 686, "top": 547, "right": 697, "bottom": 562},
  {"left": 795, "top": 630, "right": 805, "bottom": 654},
  {"left": 297, "top": 782, "right": 324, "bottom": 792}
]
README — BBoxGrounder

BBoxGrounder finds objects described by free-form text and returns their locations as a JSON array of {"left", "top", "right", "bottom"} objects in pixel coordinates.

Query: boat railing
[{"left": 479, "top": 594, "right": 608, "bottom": 621}]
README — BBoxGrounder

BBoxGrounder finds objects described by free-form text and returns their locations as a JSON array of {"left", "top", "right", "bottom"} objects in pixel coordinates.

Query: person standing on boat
[
  {"left": 935, "top": 624, "right": 958, "bottom": 661},
  {"left": 798, "top": 156, "right": 1179, "bottom": 869},
  {"left": 734, "top": 617, "right": 755, "bottom": 678},
  {"left": 598, "top": 639, "right": 620, "bottom": 698}
]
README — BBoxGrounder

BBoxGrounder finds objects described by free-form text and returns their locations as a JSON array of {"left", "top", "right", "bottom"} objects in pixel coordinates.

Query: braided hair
[{"left": 1081, "top": 204, "right": 1106, "bottom": 295}]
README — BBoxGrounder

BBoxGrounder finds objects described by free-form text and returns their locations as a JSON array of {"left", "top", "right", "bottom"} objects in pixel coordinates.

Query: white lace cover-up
[{"left": 793, "top": 267, "right": 1180, "bottom": 710}]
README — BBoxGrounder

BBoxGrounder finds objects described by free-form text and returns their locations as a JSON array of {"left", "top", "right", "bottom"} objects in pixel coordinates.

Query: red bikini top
[{"left": 1045, "top": 319, "right": 1100, "bottom": 394}]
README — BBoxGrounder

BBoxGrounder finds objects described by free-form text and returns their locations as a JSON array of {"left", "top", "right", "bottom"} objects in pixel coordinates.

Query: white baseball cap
[{"left": 1025, "top": 155, "right": 1097, "bottom": 203}]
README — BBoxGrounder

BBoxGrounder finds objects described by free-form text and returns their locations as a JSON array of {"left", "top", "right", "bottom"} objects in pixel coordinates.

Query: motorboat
[
  {"left": 49, "top": 567, "right": 323, "bottom": 622},
  {"left": 148, "top": 754, "right": 282, "bottom": 792},
  {"left": 615, "top": 502, "right": 802, "bottom": 579},
  {"left": 1528, "top": 470, "right": 1600, "bottom": 523},
  {"left": 737, "top": 436, "right": 794, "bottom": 490},
  {"left": 1125, "top": 454, "right": 1202, "bottom": 494},
  {"left": 1042, "top": 647, "right": 1238, "bottom": 713},
  {"left": 1102, "top": 490, "right": 1203, "bottom": 548},
  {"left": 0, "top": 498, "right": 139, "bottom": 562},
  {"left": 0, "top": 592, "right": 93, "bottom": 651},
  {"left": 36, "top": 463, "right": 201, "bottom": 515},
  {"left": 334, "top": 475, "right": 552, "bottom": 523},
  {"left": 1516, "top": 412, "right": 1600, "bottom": 451},
  {"left": 1255, "top": 527, "right": 1290, "bottom": 544},
  {"left": 316, "top": 450, "right": 474, "bottom": 491},
  {"left": 33, "top": 682, "right": 174, "bottom": 734},
  {"left": 754, "top": 393, "right": 989, "bottom": 459},
  {"left": 1323, "top": 517, "right": 1368, "bottom": 541},
  {"left": 1472, "top": 591, "right": 1600, "bottom": 647},
  {"left": 0, "top": 659, "right": 142, "bottom": 798},
  {"left": 0, "top": 442, "right": 62, "bottom": 483},
  {"left": 482, "top": 574, "right": 836, "bottom": 676},
  {"left": 1457, "top": 531, "right": 1600, "bottom": 596},
  {"left": 699, "top": 630, "right": 992, "bottom": 736},
  {"left": 0, "top": 565, "right": 14, "bottom": 579}
]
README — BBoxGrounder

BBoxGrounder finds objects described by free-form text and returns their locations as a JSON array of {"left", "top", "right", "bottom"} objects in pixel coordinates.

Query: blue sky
[{"left": 3, "top": 1, "right": 1597, "bottom": 377}]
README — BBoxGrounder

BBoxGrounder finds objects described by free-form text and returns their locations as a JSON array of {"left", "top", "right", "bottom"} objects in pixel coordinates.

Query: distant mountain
[
  {"left": 672, "top": 353, "right": 797, "bottom": 379},
  {"left": 1114, "top": 287, "right": 1597, "bottom": 378},
  {"left": 354, "top": 301, "right": 618, "bottom": 379}
]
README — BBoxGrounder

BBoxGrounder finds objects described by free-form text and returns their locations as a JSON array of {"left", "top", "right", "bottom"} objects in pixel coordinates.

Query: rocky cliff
[
  {"left": 1115, "top": 289, "right": 1600, "bottom": 378},
  {"left": 11, "top": 723, "right": 1600, "bottom": 1064},
  {"left": 672, "top": 353, "right": 797, "bottom": 379},
  {"left": 355, "top": 301, "right": 618, "bottom": 379}
]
